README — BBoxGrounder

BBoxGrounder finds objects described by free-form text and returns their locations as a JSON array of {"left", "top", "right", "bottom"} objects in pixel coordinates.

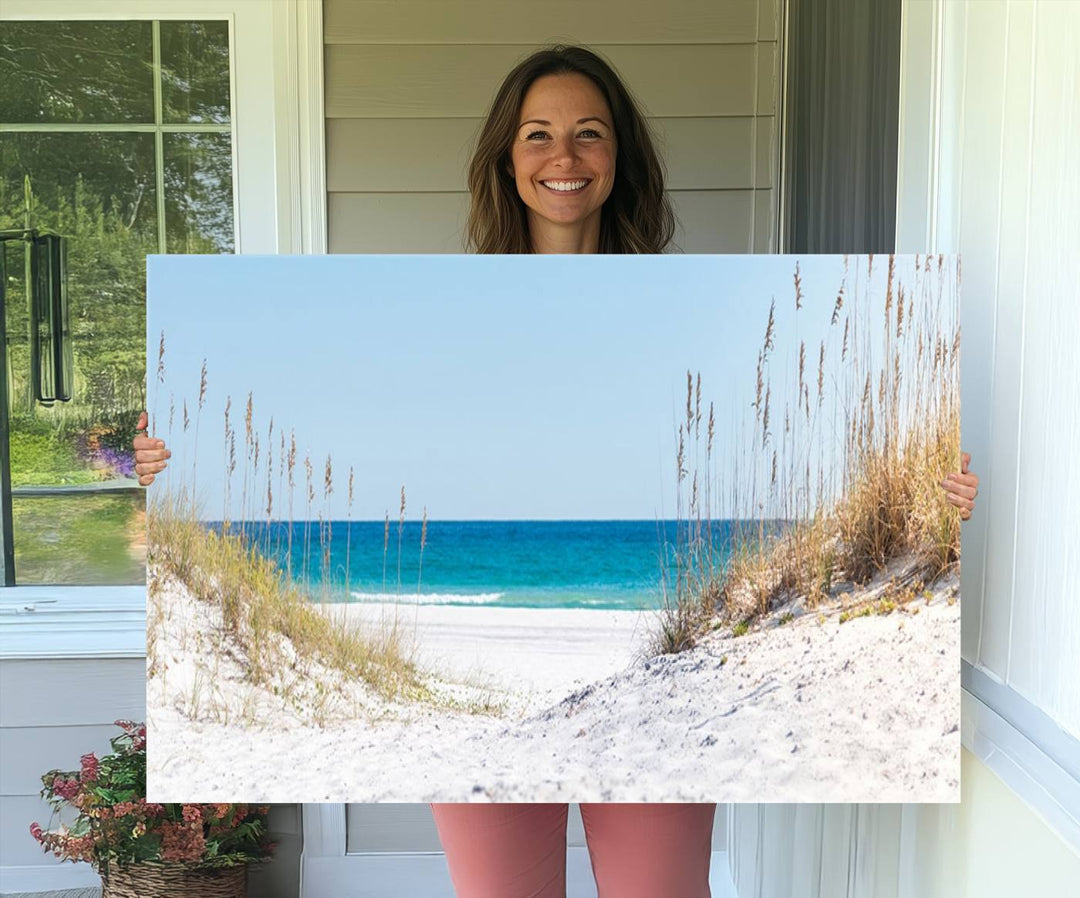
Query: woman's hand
[
  {"left": 941, "top": 451, "right": 979, "bottom": 521},
  {"left": 133, "top": 411, "right": 171, "bottom": 487}
]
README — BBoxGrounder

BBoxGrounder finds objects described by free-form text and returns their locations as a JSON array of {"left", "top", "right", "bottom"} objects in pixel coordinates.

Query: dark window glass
[
  {"left": 12, "top": 494, "right": 145, "bottom": 585},
  {"left": 1, "top": 19, "right": 233, "bottom": 586},
  {"left": 164, "top": 132, "right": 235, "bottom": 253},
  {"left": 160, "top": 20, "right": 232, "bottom": 124},
  {"left": 0, "top": 21, "right": 155, "bottom": 124}
]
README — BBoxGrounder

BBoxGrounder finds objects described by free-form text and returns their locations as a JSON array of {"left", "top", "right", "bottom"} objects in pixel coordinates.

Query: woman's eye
[
  {"left": 525, "top": 130, "right": 550, "bottom": 140},
  {"left": 579, "top": 129, "right": 602, "bottom": 138}
]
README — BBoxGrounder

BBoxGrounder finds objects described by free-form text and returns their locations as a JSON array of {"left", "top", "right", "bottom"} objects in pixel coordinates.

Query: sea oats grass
[{"left": 654, "top": 255, "right": 961, "bottom": 654}]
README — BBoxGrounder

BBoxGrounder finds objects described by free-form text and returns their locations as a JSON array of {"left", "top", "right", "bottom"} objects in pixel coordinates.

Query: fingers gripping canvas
[{"left": 145, "top": 253, "right": 961, "bottom": 803}]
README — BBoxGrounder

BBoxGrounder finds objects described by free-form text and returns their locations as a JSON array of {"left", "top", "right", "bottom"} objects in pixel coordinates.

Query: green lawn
[{"left": 12, "top": 493, "right": 145, "bottom": 585}]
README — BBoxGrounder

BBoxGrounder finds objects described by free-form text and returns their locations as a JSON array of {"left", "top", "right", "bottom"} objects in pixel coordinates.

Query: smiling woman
[{"left": 466, "top": 45, "right": 674, "bottom": 254}]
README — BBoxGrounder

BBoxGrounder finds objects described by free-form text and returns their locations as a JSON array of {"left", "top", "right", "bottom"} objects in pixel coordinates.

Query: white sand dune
[{"left": 146, "top": 566, "right": 960, "bottom": 804}]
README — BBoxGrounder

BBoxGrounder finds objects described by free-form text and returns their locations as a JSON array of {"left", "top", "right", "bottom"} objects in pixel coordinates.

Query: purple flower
[{"left": 95, "top": 446, "right": 136, "bottom": 479}]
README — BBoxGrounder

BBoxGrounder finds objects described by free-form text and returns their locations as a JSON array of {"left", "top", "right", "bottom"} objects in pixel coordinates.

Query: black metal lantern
[
  {"left": 0, "top": 228, "right": 73, "bottom": 406},
  {"left": 30, "top": 233, "right": 73, "bottom": 404},
  {"left": 0, "top": 230, "right": 72, "bottom": 406}
]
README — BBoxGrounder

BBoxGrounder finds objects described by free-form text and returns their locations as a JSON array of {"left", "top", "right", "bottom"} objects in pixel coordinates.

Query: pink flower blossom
[
  {"left": 52, "top": 777, "right": 80, "bottom": 801},
  {"left": 80, "top": 753, "right": 99, "bottom": 782},
  {"left": 160, "top": 821, "right": 205, "bottom": 863}
]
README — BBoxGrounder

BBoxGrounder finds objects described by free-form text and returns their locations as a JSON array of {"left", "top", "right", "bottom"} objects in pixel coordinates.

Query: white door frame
[{"left": 895, "top": 0, "right": 1080, "bottom": 853}]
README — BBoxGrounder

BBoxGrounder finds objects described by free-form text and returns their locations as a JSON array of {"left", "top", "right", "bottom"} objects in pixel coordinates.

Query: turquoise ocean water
[{"left": 219, "top": 520, "right": 741, "bottom": 611}]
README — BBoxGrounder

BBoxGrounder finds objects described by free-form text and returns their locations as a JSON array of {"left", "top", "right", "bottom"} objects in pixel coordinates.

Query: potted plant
[{"left": 30, "top": 720, "right": 274, "bottom": 897}]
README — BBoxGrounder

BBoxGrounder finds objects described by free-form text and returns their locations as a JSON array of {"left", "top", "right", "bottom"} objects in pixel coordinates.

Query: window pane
[
  {"left": 12, "top": 493, "right": 145, "bottom": 585},
  {"left": 0, "top": 21, "right": 154, "bottom": 124},
  {"left": 160, "top": 20, "right": 232, "bottom": 124},
  {"left": 164, "top": 132, "right": 235, "bottom": 253},
  {"left": 1, "top": 132, "right": 154, "bottom": 425},
  {"left": 2, "top": 132, "right": 152, "bottom": 585}
]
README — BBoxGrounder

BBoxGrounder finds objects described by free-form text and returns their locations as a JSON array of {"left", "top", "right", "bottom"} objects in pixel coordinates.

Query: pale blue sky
[{"left": 147, "top": 254, "right": 950, "bottom": 520}]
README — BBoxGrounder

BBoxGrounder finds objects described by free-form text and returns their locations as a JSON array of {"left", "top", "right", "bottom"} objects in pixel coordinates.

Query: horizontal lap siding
[
  {"left": 0, "top": 658, "right": 145, "bottom": 867},
  {"left": 324, "top": 0, "right": 780, "bottom": 253},
  {"left": 324, "top": 0, "right": 761, "bottom": 45},
  {"left": 325, "top": 44, "right": 762, "bottom": 118}
]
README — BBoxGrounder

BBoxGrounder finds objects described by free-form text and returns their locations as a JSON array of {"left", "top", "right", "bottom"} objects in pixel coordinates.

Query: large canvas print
[{"left": 146, "top": 253, "right": 961, "bottom": 803}]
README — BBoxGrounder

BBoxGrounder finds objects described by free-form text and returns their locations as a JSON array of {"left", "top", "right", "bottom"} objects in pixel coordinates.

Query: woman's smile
[{"left": 539, "top": 178, "right": 592, "bottom": 193}]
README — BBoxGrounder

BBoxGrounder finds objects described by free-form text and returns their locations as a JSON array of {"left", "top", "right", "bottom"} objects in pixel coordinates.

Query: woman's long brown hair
[{"left": 466, "top": 45, "right": 676, "bottom": 254}]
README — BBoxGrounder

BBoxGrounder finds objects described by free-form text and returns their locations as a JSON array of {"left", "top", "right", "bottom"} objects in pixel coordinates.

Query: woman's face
[{"left": 509, "top": 73, "right": 617, "bottom": 234}]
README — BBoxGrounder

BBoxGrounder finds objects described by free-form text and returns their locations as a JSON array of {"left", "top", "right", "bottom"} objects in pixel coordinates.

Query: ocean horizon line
[{"left": 202, "top": 517, "right": 788, "bottom": 525}]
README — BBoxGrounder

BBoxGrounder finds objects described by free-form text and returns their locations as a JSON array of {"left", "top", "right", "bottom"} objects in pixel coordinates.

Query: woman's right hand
[{"left": 133, "top": 411, "right": 171, "bottom": 486}]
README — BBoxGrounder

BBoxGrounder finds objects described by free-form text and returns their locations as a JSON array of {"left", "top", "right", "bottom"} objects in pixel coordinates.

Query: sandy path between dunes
[
  {"left": 325, "top": 601, "right": 655, "bottom": 705},
  {"left": 147, "top": 574, "right": 960, "bottom": 804}
]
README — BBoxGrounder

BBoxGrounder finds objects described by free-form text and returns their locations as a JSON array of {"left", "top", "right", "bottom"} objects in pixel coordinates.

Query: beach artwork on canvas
[{"left": 145, "top": 253, "right": 961, "bottom": 803}]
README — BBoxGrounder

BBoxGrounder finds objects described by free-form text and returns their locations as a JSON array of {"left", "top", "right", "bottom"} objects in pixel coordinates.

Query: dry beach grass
[
  {"left": 654, "top": 254, "right": 961, "bottom": 654},
  {"left": 146, "top": 344, "right": 435, "bottom": 722}
]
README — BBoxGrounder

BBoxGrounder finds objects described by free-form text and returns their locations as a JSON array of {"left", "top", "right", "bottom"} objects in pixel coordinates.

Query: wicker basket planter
[{"left": 101, "top": 862, "right": 247, "bottom": 898}]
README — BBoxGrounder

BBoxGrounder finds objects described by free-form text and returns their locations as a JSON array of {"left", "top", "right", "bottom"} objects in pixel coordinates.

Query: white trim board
[
  {"left": 0, "top": 587, "right": 145, "bottom": 659},
  {"left": 962, "top": 684, "right": 1080, "bottom": 853},
  {"left": 272, "top": 0, "right": 328, "bottom": 254}
]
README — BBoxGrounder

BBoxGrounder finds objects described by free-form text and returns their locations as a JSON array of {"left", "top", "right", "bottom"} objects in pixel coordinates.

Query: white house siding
[
  {"left": 0, "top": 658, "right": 144, "bottom": 891},
  {"left": 0, "top": 653, "right": 298, "bottom": 898},
  {"left": 323, "top": 0, "right": 782, "bottom": 253},
  {"left": 896, "top": 0, "right": 1080, "bottom": 741}
]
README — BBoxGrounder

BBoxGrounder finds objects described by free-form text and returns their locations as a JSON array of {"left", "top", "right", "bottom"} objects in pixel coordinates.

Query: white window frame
[
  {"left": 0, "top": 0, "right": 326, "bottom": 659},
  {"left": 1, "top": 5, "right": 323, "bottom": 893},
  {"left": 0, "top": 0, "right": 326, "bottom": 255}
]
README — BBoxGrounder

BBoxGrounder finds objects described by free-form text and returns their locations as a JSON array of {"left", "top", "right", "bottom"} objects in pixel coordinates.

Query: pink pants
[{"left": 431, "top": 803, "right": 716, "bottom": 898}]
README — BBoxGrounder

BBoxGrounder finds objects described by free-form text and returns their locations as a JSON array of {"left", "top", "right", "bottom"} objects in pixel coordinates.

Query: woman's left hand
[{"left": 942, "top": 451, "right": 979, "bottom": 521}]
